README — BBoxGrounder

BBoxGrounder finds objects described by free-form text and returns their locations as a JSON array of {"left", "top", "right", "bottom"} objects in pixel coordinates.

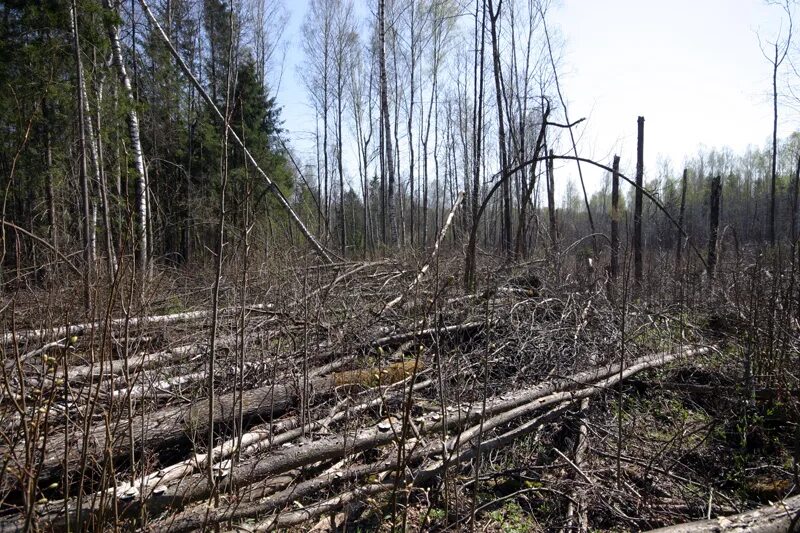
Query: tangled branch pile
[{"left": 0, "top": 254, "right": 797, "bottom": 532}]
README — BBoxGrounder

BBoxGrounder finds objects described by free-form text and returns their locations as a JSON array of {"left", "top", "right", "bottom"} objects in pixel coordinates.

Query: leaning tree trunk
[{"left": 138, "top": 0, "right": 331, "bottom": 263}]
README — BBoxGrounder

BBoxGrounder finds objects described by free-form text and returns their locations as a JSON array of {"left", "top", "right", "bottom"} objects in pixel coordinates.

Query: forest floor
[{"left": 0, "top": 250, "right": 797, "bottom": 532}]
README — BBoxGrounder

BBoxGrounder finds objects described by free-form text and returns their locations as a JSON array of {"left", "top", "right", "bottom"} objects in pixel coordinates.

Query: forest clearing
[{"left": 1, "top": 0, "right": 800, "bottom": 531}]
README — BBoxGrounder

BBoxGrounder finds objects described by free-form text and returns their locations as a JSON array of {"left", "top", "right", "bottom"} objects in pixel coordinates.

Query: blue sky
[{"left": 272, "top": 0, "right": 796, "bottom": 198}]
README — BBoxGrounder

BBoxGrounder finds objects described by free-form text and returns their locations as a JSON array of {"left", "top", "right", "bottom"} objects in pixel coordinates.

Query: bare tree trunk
[
  {"left": 488, "top": 0, "right": 511, "bottom": 257},
  {"left": 91, "top": 63, "right": 117, "bottom": 276},
  {"left": 513, "top": 103, "right": 551, "bottom": 258},
  {"left": 323, "top": 63, "right": 330, "bottom": 243},
  {"left": 337, "top": 87, "right": 345, "bottom": 256},
  {"left": 771, "top": 43, "right": 779, "bottom": 247},
  {"left": 43, "top": 98, "right": 58, "bottom": 252},
  {"left": 70, "top": 0, "right": 93, "bottom": 311},
  {"left": 540, "top": 5, "right": 596, "bottom": 254},
  {"left": 379, "top": 0, "right": 396, "bottom": 246},
  {"left": 392, "top": 36, "right": 403, "bottom": 246},
  {"left": 633, "top": 116, "right": 644, "bottom": 287},
  {"left": 706, "top": 175, "right": 722, "bottom": 278},
  {"left": 792, "top": 154, "right": 800, "bottom": 247},
  {"left": 105, "top": 0, "right": 149, "bottom": 275},
  {"left": 407, "top": 3, "right": 416, "bottom": 246},
  {"left": 462, "top": 0, "right": 487, "bottom": 291},
  {"left": 421, "top": 55, "right": 437, "bottom": 248},
  {"left": 547, "top": 148, "right": 557, "bottom": 253},
  {"left": 610, "top": 155, "right": 620, "bottom": 282},
  {"left": 676, "top": 167, "right": 688, "bottom": 268},
  {"left": 184, "top": 76, "right": 195, "bottom": 262}
]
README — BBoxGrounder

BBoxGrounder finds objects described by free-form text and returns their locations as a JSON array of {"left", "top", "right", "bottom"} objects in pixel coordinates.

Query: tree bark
[
  {"left": 70, "top": 0, "right": 93, "bottom": 311},
  {"left": 771, "top": 43, "right": 779, "bottom": 247},
  {"left": 676, "top": 167, "right": 688, "bottom": 268},
  {"left": 547, "top": 148, "right": 557, "bottom": 253},
  {"left": 12, "top": 345, "right": 710, "bottom": 531},
  {"left": 706, "top": 175, "right": 722, "bottom": 278},
  {"left": 610, "top": 155, "right": 620, "bottom": 282},
  {"left": 379, "top": 0, "right": 396, "bottom": 246},
  {"left": 105, "top": 0, "right": 149, "bottom": 275},
  {"left": 634, "top": 116, "right": 645, "bottom": 287},
  {"left": 488, "top": 0, "right": 512, "bottom": 256},
  {"left": 645, "top": 494, "right": 800, "bottom": 533}
]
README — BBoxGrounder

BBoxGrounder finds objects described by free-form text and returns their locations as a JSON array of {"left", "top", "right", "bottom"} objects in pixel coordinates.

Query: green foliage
[
  {"left": 0, "top": 0, "right": 296, "bottom": 266},
  {"left": 487, "top": 500, "right": 539, "bottom": 533}
]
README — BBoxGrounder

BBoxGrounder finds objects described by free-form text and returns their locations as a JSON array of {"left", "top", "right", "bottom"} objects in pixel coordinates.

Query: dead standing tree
[
  {"left": 759, "top": 0, "right": 792, "bottom": 247},
  {"left": 547, "top": 147, "right": 557, "bottom": 252},
  {"left": 706, "top": 175, "right": 722, "bottom": 278},
  {"left": 610, "top": 154, "right": 621, "bottom": 285},
  {"left": 487, "top": 0, "right": 512, "bottom": 256},
  {"left": 379, "top": 0, "right": 397, "bottom": 246},
  {"left": 634, "top": 116, "right": 644, "bottom": 288},
  {"left": 300, "top": 0, "right": 334, "bottom": 246},
  {"left": 676, "top": 167, "right": 688, "bottom": 268}
]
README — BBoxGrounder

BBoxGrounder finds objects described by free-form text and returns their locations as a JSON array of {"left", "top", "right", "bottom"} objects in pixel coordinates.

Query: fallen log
[
  {"left": 218, "top": 341, "right": 714, "bottom": 532},
  {"left": 1, "top": 305, "right": 272, "bottom": 346},
  {"left": 51, "top": 343, "right": 207, "bottom": 385},
  {"left": 162, "top": 404, "right": 573, "bottom": 533},
  {"left": 4, "top": 359, "right": 422, "bottom": 492},
  {"left": 645, "top": 494, "right": 800, "bottom": 532},
  {"left": 4, "top": 344, "right": 710, "bottom": 531},
  {"left": 86, "top": 375, "right": 434, "bottom": 517}
]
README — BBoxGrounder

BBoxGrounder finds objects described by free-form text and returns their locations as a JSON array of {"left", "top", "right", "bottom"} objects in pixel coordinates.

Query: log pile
[{"left": 0, "top": 258, "right": 793, "bottom": 531}]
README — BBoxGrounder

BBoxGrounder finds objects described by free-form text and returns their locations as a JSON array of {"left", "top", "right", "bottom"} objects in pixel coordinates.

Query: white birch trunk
[{"left": 104, "top": 0, "right": 149, "bottom": 275}]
